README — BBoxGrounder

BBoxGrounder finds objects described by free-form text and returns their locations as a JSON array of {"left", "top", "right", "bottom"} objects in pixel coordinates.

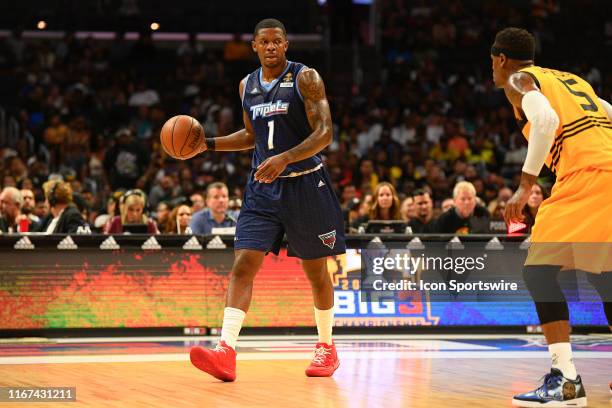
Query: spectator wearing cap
[
  {"left": 432, "top": 181, "right": 490, "bottom": 234},
  {"left": 35, "top": 180, "right": 86, "bottom": 234},
  {"left": 104, "top": 189, "right": 159, "bottom": 234},
  {"left": 190, "top": 182, "right": 236, "bottom": 235}
]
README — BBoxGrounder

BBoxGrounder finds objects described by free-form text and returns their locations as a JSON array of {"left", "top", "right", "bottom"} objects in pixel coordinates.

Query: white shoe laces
[
  {"left": 214, "top": 343, "right": 228, "bottom": 353},
  {"left": 312, "top": 346, "right": 330, "bottom": 365}
]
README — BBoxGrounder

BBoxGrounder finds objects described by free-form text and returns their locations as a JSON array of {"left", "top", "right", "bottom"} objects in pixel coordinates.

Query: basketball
[{"left": 160, "top": 115, "right": 204, "bottom": 160}]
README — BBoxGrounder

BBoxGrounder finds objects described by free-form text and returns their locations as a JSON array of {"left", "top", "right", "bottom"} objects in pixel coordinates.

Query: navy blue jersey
[{"left": 242, "top": 61, "right": 321, "bottom": 176}]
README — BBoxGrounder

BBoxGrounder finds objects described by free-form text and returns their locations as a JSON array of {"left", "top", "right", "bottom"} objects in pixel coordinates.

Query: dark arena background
[{"left": 0, "top": 1, "right": 610, "bottom": 407}]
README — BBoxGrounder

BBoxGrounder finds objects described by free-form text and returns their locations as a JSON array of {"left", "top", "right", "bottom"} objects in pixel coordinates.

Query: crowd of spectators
[{"left": 0, "top": 1, "right": 610, "bottom": 235}]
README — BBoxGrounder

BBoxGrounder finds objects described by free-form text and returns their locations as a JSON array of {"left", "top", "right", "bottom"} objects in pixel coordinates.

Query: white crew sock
[
  {"left": 549, "top": 342, "right": 577, "bottom": 380},
  {"left": 220, "top": 307, "right": 246, "bottom": 349},
  {"left": 314, "top": 306, "right": 334, "bottom": 345}
]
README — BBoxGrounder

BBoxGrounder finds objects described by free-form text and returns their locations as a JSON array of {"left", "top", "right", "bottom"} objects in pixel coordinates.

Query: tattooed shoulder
[
  {"left": 505, "top": 72, "right": 539, "bottom": 107},
  {"left": 298, "top": 68, "right": 326, "bottom": 101}
]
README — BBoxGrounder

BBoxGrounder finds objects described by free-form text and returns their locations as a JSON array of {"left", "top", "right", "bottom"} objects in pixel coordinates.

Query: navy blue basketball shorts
[{"left": 235, "top": 167, "right": 346, "bottom": 259}]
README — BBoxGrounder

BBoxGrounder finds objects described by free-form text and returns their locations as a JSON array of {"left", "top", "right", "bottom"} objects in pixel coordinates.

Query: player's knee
[
  {"left": 231, "top": 251, "right": 263, "bottom": 280},
  {"left": 534, "top": 301, "right": 569, "bottom": 324},
  {"left": 522, "top": 265, "right": 563, "bottom": 302},
  {"left": 305, "top": 270, "right": 328, "bottom": 287},
  {"left": 306, "top": 268, "right": 330, "bottom": 287},
  {"left": 303, "top": 263, "right": 329, "bottom": 287},
  {"left": 523, "top": 265, "right": 568, "bottom": 324}
]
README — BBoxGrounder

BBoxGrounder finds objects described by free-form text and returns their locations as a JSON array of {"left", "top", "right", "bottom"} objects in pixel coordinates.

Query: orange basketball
[{"left": 160, "top": 115, "right": 204, "bottom": 160}]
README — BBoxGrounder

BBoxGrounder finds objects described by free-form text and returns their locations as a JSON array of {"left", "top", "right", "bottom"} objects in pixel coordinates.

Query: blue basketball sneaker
[{"left": 512, "top": 368, "right": 587, "bottom": 407}]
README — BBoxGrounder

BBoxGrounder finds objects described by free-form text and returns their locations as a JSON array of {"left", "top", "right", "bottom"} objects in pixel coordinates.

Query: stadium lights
[
  {"left": 37, "top": 20, "right": 47, "bottom": 30},
  {"left": 150, "top": 22, "right": 160, "bottom": 31}
]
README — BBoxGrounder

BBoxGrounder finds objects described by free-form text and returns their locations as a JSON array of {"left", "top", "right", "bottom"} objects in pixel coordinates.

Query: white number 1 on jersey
[{"left": 267, "top": 120, "right": 274, "bottom": 150}]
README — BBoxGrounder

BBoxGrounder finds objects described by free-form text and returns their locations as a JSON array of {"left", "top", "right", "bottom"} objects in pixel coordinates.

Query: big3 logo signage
[{"left": 326, "top": 250, "right": 439, "bottom": 326}]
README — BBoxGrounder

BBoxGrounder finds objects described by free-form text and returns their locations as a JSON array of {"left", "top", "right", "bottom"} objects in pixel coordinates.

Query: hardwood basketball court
[{"left": 1, "top": 334, "right": 610, "bottom": 407}]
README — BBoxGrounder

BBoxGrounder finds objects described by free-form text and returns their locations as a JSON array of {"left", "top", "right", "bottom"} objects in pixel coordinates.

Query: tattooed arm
[
  {"left": 284, "top": 68, "right": 333, "bottom": 162},
  {"left": 254, "top": 68, "right": 333, "bottom": 182}
]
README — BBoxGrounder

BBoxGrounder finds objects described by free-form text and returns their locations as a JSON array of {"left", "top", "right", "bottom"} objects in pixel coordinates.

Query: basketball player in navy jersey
[{"left": 189, "top": 19, "right": 345, "bottom": 381}]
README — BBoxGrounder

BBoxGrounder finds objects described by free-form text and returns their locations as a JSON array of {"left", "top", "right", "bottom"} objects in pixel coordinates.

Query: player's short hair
[
  {"left": 492, "top": 27, "right": 535, "bottom": 61},
  {"left": 254, "top": 18, "right": 286, "bottom": 38}
]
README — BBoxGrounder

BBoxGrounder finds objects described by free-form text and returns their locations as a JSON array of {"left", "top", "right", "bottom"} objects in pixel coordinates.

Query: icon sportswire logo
[{"left": 318, "top": 230, "right": 337, "bottom": 249}]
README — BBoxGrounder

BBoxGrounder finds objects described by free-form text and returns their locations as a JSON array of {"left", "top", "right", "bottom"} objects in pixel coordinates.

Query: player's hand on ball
[
  {"left": 504, "top": 187, "right": 529, "bottom": 224},
  {"left": 255, "top": 154, "right": 290, "bottom": 183}
]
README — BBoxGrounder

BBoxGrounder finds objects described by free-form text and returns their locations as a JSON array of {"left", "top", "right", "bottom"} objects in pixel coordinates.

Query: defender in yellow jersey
[
  {"left": 515, "top": 66, "right": 612, "bottom": 181},
  {"left": 490, "top": 27, "right": 612, "bottom": 408}
]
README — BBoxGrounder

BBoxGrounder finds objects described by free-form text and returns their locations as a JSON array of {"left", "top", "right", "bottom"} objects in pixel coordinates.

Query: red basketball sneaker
[
  {"left": 190, "top": 341, "right": 236, "bottom": 382},
  {"left": 305, "top": 342, "right": 340, "bottom": 377}
]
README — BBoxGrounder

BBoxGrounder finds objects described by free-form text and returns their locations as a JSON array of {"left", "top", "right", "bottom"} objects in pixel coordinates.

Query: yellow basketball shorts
[{"left": 526, "top": 168, "right": 612, "bottom": 273}]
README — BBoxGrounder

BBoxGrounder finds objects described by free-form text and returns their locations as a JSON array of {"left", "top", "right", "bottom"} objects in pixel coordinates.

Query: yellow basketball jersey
[{"left": 513, "top": 65, "right": 612, "bottom": 179}]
